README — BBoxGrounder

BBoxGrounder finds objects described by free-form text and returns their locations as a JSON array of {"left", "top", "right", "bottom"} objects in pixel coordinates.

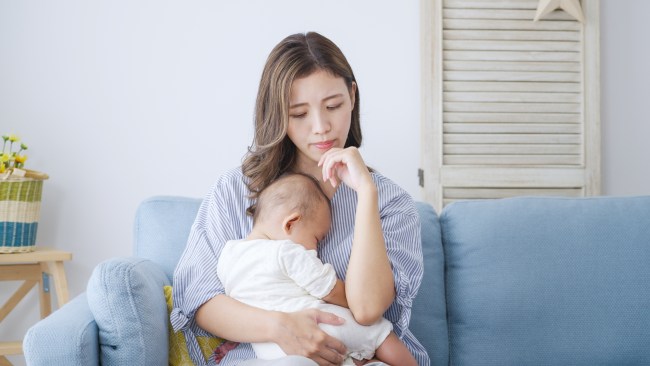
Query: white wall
[{"left": 1, "top": 1, "right": 648, "bottom": 364}]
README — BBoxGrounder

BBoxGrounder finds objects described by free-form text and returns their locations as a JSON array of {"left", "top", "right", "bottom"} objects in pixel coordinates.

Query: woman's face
[{"left": 287, "top": 69, "right": 355, "bottom": 171}]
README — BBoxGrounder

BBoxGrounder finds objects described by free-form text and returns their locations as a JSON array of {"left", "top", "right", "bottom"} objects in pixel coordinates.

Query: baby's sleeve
[{"left": 278, "top": 242, "right": 338, "bottom": 300}]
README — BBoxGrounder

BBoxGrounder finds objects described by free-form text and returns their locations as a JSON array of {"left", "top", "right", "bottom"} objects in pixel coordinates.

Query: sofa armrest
[
  {"left": 86, "top": 257, "right": 171, "bottom": 366},
  {"left": 23, "top": 293, "right": 99, "bottom": 366}
]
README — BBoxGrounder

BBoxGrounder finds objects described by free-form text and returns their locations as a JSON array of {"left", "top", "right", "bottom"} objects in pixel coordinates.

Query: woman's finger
[
  {"left": 314, "top": 309, "right": 345, "bottom": 325},
  {"left": 318, "top": 147, "right": 342, "bottom": 169},
  {"left": 314, "top": 346, "right": 345, "bottom": 365},
  {"left": 319, "top": 150, "right": 340, "bottom": 181},
  {"left": 328, "top": 163, "right": 343, "bottom": 187},
  {"left": 304, "top": 333, "right": 345, "bottom": 365},
  {"left": 321, "top": 151, "right": 349, "bottom": 183},
  {"left": 324, "top": 338, "right": 347, "bottom": 362}
]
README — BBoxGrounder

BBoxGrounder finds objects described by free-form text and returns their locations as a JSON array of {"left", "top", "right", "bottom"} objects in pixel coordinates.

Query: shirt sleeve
[
  {"left": 278, "top": 242, "right": 337, "bottom": 299},
  {"left": 377, "top": 181, "right": 424, "bottom": 335},
  {"left": 170, "top": 170, "right": 249, "bottom": 333}
]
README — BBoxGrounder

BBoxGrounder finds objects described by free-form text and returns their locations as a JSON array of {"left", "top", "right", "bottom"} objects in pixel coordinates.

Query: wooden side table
[{"left": 0, "top": 247, "right": 72, "bottom": 366}]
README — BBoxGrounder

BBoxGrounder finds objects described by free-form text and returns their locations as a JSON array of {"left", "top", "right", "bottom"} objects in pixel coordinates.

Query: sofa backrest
[
  {"left": 440, "top": 196, "right": 650, "bottom": 366},
  {"left": 133, "top": 195, "right": 202, "bottom": 280},
  {"left": 412, "top": 201, "right": 448, "bottom": 366}
]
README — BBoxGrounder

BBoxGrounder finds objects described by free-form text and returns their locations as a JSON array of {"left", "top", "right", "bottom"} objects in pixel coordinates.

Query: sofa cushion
[
  {"left": 411, "top": 201, "right": 448, "bottom": 365},
  {"left": 87, "top": 257, "right": 170, "bottom": 366},
  {"left": 440, "top": 196, "right": 650, "bottom": 365}
]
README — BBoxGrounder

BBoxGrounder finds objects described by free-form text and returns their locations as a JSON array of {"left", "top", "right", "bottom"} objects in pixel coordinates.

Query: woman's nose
[{"left": 312, "top": 112, "right": 331, "bottom": 134}]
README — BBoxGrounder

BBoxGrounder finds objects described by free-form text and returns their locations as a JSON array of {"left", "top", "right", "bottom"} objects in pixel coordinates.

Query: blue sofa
[{"left": 23, "top": 195, "right": 650, "bottom": 365}]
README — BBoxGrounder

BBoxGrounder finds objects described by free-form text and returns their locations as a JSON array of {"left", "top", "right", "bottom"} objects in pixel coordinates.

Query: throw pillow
[{"left": 164, "top": 285, "right": 225, "bottom": 365}]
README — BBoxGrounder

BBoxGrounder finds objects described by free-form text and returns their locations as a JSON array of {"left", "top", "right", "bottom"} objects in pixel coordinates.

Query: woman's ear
[
  {"left": 283, "top": 212, "right": 301, "bottom": 235},
  {"left": 349, "top": 81, "right": 357, "bottom": 109}
]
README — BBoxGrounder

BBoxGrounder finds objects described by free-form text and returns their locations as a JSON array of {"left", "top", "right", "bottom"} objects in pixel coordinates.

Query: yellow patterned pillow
[{"left": 164, "top": 285, "right": 224, "bottom": 365}]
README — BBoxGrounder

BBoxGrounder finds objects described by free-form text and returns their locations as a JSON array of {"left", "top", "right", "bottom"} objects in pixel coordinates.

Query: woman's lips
[{"left": 314, "top": 140, "right": 335, "bottom": 150}]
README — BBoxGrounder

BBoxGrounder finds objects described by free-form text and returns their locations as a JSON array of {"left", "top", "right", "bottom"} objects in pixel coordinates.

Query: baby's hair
[{"left": 252, "top": 172, "right": 330, "bottom": 225}]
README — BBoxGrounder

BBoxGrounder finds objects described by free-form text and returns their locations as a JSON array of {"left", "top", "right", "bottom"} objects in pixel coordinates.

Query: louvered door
[{"left": 421, "top": 0, "right": 600, "bottom": 212}]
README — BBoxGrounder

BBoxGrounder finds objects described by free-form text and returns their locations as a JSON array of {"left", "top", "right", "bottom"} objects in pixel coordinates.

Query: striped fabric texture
[
  {"left": 0, "top": 178, "right": 43, "bottom": 252},
  {"left": 171, "top": 167, "right": 430, "bottom": 366}
]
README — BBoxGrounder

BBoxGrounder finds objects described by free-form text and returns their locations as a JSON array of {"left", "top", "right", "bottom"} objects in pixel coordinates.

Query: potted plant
[{"left": 1, "top": 134, "right": 49, "bottom": 253}]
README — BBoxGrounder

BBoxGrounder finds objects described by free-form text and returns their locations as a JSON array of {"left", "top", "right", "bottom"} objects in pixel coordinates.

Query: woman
[{"left": 171, "top": 32, "right": 428, "bottom": 366}]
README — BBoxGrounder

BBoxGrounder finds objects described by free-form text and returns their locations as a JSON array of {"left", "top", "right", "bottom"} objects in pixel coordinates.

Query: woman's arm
[
  {"left": 319, "top": 147, "right": 395, "bottom": 325},
  {"left": 196, "top": 295, "right": 347, "bottom": 365},
  {"left": 346, "top": 183, "right": 395, "bottom": 324},
  {"left": 196, "top": 294, "right": 277, "bottom": 343}
]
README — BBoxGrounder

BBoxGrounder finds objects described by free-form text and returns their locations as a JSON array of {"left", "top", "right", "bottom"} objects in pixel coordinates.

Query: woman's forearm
[
  {"left": 195, "top": 294, "right": 281, "bottom": 343},
  {"left": 345, "top": 184, "right": 395, "bottom": 325},
  {"left": 196, "top": 294, "right": 348, "bottom": 364}
]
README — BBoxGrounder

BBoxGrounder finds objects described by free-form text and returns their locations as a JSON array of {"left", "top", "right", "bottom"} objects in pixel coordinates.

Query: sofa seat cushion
[
  {"left": 87, "top": 257, "right": 171, "bottom": 366},
  {"left": 441, "top": 196, "right": 650, "bottom": 366}
]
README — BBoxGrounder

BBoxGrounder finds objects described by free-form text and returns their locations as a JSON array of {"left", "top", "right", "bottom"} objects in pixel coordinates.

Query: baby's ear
[{"left": 283, "top": 213, "right": 301, "bottom": 235}]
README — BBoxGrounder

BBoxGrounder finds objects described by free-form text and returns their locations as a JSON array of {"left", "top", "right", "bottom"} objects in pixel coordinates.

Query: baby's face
[{"left": 288, "top": 203, "right": 331, "bottom": 251}]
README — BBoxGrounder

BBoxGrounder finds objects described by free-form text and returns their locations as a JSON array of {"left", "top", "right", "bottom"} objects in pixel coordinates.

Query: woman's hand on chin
[
  {"left": 274, "top": 309, "right": 347, "bottom": 365},
  {"left": 318, "top": 147, "right": 375, "bottom": 193}
]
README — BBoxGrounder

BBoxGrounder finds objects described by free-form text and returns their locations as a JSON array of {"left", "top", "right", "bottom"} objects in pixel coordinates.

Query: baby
[{"left": 217, "top": 173, "right": 417, "bottom": 365}]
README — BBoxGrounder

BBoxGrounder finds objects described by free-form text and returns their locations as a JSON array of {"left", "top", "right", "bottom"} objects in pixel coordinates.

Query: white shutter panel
[{"left": 421, "top": 0, "right": 600, "bottom": 212}]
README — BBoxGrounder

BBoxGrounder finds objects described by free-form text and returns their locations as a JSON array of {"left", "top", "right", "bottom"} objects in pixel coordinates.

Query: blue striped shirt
[{"left": 171, "top": 167, "right": 429, "bottom": 366}]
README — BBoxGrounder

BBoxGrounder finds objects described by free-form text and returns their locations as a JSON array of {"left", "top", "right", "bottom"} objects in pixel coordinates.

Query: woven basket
[{"left": 0, "top": 170, "right": 48, "bottom": 253}]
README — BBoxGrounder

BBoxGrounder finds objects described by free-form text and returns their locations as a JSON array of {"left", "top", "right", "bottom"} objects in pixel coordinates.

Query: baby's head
[{"left": 252, "top": 173, "right": 331, "bottom": 250}]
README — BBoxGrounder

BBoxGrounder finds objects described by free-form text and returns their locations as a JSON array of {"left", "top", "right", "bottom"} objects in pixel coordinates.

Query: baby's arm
[
  {"left": 322, "top": 279, "right": 348, "bottom": 308},
  {"left": 281, "top": 242, "right": 349, "bottom": 309}
]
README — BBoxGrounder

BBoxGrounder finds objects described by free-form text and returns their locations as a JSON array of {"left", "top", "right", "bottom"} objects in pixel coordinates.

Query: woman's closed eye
[
  {"left": 291, "top": 104, "right": 341, "bottom": 119},
  {"left": 290, "top": 112, "right": 307, "bottom": 119}
]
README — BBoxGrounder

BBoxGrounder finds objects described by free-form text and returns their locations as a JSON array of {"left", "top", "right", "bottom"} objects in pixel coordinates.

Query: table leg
[
  {"left": 47, "top": 261, "right": 70, "bottom": 307},
  {"left": 39, "top": 263, "right": 52, "bottom": 318},
  {"left": 0, "top": 355, "right": 14, "bottom": 366}
]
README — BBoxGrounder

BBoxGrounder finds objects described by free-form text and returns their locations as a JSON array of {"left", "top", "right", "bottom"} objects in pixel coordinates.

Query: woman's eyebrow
[
  {"left": 322, "top": 94, "right": 344, "bottom": 103},
  {"left": 289, "top": 102, "right": 307, "bottom": 109},
  {"left": 289, "top": 94, "right": 344, "bottom": 109}
]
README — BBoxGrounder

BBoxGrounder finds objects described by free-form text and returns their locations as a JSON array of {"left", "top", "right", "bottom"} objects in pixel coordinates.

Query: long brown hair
[{"left": 241, "top": 32, "right": 361, "bottom": 205}]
